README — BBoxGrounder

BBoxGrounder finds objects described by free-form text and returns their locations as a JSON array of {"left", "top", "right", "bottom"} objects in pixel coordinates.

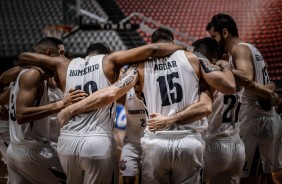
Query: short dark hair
[
  {"left": 206, "top": 13, "right": 239, "bottom": 37},
  {"left": 151, "top": 27, "right": 174, "bottom": 43},
  {"left": 193, "top": 37, "right": 220, "bottom": 61},
  {"left": 35, "top": 37, "right": 62, "bottom": 49},
  {"left": 86, "top": 42, "right": 111, "bottom": 56}
]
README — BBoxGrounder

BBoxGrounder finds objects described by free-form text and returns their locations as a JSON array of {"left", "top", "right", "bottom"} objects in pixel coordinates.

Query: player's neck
[{"left": 227, "top": 37, "right": 242, "bottom": 53}]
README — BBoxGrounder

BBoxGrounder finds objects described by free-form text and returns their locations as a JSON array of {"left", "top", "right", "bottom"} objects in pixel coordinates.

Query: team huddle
[{"left": 0, "top": 13, "right": 281, "bottom": 184}]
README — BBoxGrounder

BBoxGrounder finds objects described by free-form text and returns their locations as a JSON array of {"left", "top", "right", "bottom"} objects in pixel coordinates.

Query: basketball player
[
  {"left": 58, "top": 28, "right": 236, "bottom": 184},
  {"left": 6, "top": 38, "right": 87, "bottom": 184},
  {"left": 19, "top": 41, "right": 187, "bottom": 184},
  {"left": 117, "top": 72, "right": 146, "bottom": 184},
  {"left": 206, "top": 13, "right": 282, "bottom": 184}
]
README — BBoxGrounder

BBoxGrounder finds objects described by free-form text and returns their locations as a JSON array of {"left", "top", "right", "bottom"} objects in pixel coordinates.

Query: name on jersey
[
  {"left": 128, "top": 109, "right": 146, "bottom": 114},
  {"left": 154, "top": 60, "right": 177, "bottom": 71},
  {"left": 69, "top": 64, "right": 99, "bottom": 76}
]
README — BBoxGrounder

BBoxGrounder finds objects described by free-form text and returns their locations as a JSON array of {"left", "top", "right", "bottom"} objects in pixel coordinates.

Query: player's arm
[
  {"left": 18, "top": 53, "right": 65, "bottom": 72},
  {"left": 16, "top": 69, "right": 87, "bottom": 124},
  {"left": 57, "top": 64, "right": 139, "bottom": 126},
  {"left": 148, "top": 86, "right": 213, "bottom": 131},
  {"left": 0, "top": 86, "right": 10, "bottom": 105},
  {"left": 106, "top": 43, "right": 186, "bottom": 66},
  {"left": 192, "top": 53, "right": 236, "bottom": 95},
  {"left": 232, "top": 44, "right": 254, "bottom": 82},
  {"left": 0, "top": 66, "right": 21, "bottom": 84},
  {"left": 116, "top": 68, "right": 127, "bottom": 105}
]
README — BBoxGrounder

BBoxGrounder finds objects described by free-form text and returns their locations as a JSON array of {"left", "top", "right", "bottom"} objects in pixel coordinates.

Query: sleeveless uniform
[
  {"left": 48, "top": 86, "right": 63, "bottom": 149},
  {"left": 141, "top": 50, "right": 205, "bottom": 184},
  {"left": 7, "top": 69, "right": 61, "bottom": 184},
  {"left": 57, "top": 55, "right": 117, "bottom": 184},
  {"left": 235, "top": 43, "right": 282, "bottom": 176},
  {"left": 203, "top": 91, "right": 245, "bottom": 183},
  {"left": 120, "top": 88, "right": 146, "bottom": 176}
]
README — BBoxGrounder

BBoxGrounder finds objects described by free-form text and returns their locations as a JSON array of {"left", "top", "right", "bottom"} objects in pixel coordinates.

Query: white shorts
[
  {"left": 273, "top": 112, "right": 282, "bottom": 171},
  {"left": 204, "top": 134, "right": 245, "bottom": 184},
  {"left": 7, "top": 143, "right": 62, "bottom": 184},
  {"left": 141, "top": 131, "right": 204, "bottom": 184},
  {"left": 239, "top": 111, "right": 278, "bottom": 177},
  {"left": 120, "top": 141, "right": 142, "bottom": 176},
  {"left": 57, "top": 131, "right": 118, "bottom": 184}
]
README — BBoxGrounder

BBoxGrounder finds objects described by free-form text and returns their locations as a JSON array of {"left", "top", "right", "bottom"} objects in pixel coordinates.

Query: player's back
[
  {"left": 62, "top": 55, "right": 116, "bottom": 133},
  {"left": 205, "top": 91, "right": 241, "bottom": 139},
  {"left": 124, "top": 88, "right": 146, "bottom": 144},
  {"left": 143, "top": 50, "right": 201, "bottom": 133},
  {"left": 9, "top": 69, "right": 50, "bottom": 145}
]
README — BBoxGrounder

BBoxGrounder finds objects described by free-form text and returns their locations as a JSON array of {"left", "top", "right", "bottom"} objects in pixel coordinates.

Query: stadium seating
[{"left": 115, "top": 0, "right": 282, "bottom": 81}]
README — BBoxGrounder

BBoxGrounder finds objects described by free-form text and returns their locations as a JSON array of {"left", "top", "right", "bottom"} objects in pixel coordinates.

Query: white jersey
[
  {"left": 237, "top": 43, "right": 270, "bottom": 106},
  {"left": 124, "top": 88, "right": 146, "bottom": 144},
  {"left": 9, "top": 69, "right": 50, "bottom": 145},
  {"left": 48, "top": 87, "right": 63, "bottom": 144},
  {"left": 205, "top": 91, "right": 241, "bottom": 139},
  {"left": 62, "top": 55, "right": 116, "bottom": 133},
  {"left": 143, "top": 50, "right": 203, "bottom": 133}
]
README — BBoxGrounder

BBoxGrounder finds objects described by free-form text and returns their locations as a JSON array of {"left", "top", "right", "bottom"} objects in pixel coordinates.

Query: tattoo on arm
[
  {"left": 113, "top": 64, "right": 138, "bottom": 88},
  {"left": 199, "top": 58, "right": 221, "bottom": 73}
]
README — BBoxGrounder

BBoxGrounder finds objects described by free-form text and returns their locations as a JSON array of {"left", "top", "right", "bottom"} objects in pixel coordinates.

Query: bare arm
[
  {"left": 18, "top": 53, "right": 69, "bottom": 90},
  {"left": 106, "top": 43, "right": 186, "bottom": 66},
  {"left": 193, "top": 53, "right": 236, "bottom": 95},
  {"left": 16, "top": 69, "right": 87, "bottom": 124},
  {"left": 147, "top": 88, "right": 213, "bottom": 131}
]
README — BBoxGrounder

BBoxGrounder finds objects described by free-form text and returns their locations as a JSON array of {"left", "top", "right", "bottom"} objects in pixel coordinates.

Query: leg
[{"left": 120, "top": 142, "right": 142, "bottom": 184}]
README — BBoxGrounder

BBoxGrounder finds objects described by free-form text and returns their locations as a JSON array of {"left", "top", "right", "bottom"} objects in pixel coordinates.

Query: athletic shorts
[
  {"left": 7, "top": 142, "right": 62, "bottom": 184},
  {"left": 57, "top": 131, "right": 118, "bottom": 184},
  {"left": 120, "top": 141, "right": 142, "bottom": 176},
  {"left": 204, "top": 134, "right": 245, "bottom": 184},
  {"left": 141, "top": 131, "right": 204, "bottom": 184},
  {"left": 239, "top": 110, "right": 277, "bottom": 177}
]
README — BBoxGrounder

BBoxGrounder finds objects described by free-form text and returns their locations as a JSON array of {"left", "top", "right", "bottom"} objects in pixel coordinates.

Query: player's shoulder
[
  {"left": 232, "top": 43, "right": 252, "bottom": 56},
  {"left": 20, "top": 68, "right": 43, "bottom": 83},
  {"left": 184, "top": 51, "right": 199, "bottom": 63}
]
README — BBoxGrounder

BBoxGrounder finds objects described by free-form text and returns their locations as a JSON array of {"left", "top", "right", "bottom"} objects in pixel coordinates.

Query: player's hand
[
  {"left": 57, "top": 107, "right": 72, "bottom": 128},
  {"left": 63, "top": 88, "right": 88, "bottom": 108},
  {"left": 216, "top": 60, "right": 231, "bottom": 70},
  {"left": 147, "top": 113, "right": 173, "bottom": 132}
]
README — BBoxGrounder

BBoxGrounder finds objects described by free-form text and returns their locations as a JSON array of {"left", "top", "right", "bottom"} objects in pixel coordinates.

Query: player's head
[
  {"left": 151, "top": 27, "right": 174, "bottom": 43},
  {"left": 206, "top": 14, "right": 238, "bottom": 49},
  {"left": 86, "top": 42, "right": 111, "bottom": 56},
  {"left": 34, "top": 37, "right": 62, "bottom": 56},
  {"left": 49, "top": 38, "right": 65, "bottom": 57},
  {"left": 193, "top": 37, "right": 220, "bottom": 63}
]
